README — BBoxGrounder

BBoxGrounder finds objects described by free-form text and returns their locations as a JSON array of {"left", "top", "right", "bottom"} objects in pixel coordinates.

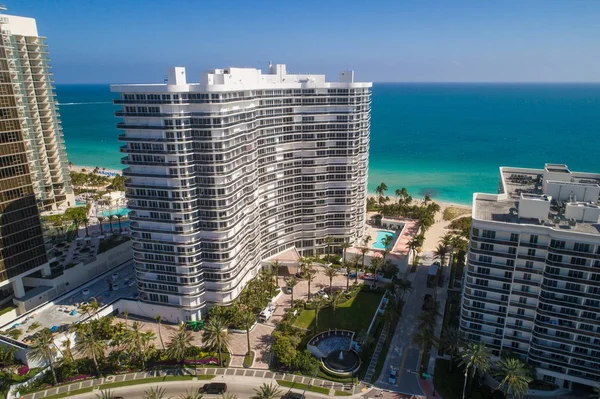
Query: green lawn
[
  {"left": 277, "top": 380, "right": 330, "bottom": 395},
  {"left": 335, "top": 390, "right": 352, "bottom": 396},
  {"left": 0, "top": 304, "right": 17, "bottom": 316},
  {"left": 294, "top": 290, "right": 383, "bottom": 332}
]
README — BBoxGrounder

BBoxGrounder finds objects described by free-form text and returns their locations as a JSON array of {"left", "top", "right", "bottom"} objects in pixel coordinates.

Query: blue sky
[{"left": 6, "top": 0, "right": 600, "bottom": 83}]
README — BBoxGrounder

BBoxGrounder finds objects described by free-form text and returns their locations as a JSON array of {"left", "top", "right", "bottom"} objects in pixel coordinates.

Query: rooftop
[{"left": 474, "top": 164, "right": 600, "bottom": 236}]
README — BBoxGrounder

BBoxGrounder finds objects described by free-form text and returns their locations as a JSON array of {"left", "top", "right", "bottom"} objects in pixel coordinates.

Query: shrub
[{"left": 17, "top": 366, "right": 30, "bottom": 376}]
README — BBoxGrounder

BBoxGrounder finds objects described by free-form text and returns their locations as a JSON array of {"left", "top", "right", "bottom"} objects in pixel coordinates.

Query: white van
[{"left": 258, "top": 303, "right": 277, "bottom": 323}]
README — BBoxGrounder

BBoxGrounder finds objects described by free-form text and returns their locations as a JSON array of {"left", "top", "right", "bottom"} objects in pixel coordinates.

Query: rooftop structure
[
  {"left": 111, "top": 64, "right": 371, "bottom": 322},
  {"left": 462, "top": 163, "right": 600, "bottom": 391}
]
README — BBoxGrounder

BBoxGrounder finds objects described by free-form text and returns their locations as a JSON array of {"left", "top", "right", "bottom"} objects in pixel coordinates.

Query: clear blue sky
[{"left": 6, "top": 0, "right": 600, "bottom": 84}]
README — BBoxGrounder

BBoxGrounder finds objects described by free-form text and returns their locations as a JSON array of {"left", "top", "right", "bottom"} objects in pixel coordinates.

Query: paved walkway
[{"left": 17, "top": 368, "right": 369, "bottom": 399}]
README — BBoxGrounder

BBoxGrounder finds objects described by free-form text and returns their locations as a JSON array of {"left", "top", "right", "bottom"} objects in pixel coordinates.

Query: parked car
[
  {"left": 389, "top": 368, "right": 398, "bottom": 384},
  {"left": 422, "top": 294, "right": 433, "bottom": 310},
  {"left": 199, "top": 383, "right": 227, "bottom": 394},
  {"left": 295, "top": 272, "right": 304, "bottom": 279},
  {"left": 284, "top": 285, "right": 293, "bottom": 294},
  {"left": 347, "top": 272, "right": 357, "bottom": 278},
  {"left": 316, "top": 289, "right": 329, "bottom": 299}
]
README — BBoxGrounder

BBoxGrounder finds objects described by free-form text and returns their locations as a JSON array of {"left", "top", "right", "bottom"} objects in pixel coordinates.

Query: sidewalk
[
  {"left": 419, "top": 378, "right": 443, "bottom": 399},
  {"left": 15, "top": 367, "right": 371, "bottom": 399}
]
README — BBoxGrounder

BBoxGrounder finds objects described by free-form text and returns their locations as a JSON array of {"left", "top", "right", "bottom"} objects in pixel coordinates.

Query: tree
[
  {"left": 323, "top": 266, "right": 338, "bottom": 294},
  {"left": 28, "top": 328, "right": 58, "bottom": 385},
  {"left": 459, "top": 342, "right": 492, "bottom": 399},
  {"left": 411, "top": 328, "right": 436, "bottom": 369},
  {"left": 116, "top": 213, "right": 123, "bottom": 232},
  {"left": 324, "top": 235, "right": 335, "bottom": 263},
  {"left": 375, "top": 182, "right": 388, "bottom": 199},
  {"left": 74, "top": 324, "right": 104, "bottom": 377},
  {"left": 125, "top": 321, "right": 156, "bottom": 370},
  {"left": 240, "top": 311, "right": 256, "bottom": 358},
  {"left": 155, "top": 315, "right": 165, "bottom": 350},
  {"left": 177, "top": 389, "right": 203, "bottom": 399},
  {"left": 285, "top": 277, "right": 298, "bottom": 308},
  {"left": 96, "top": 389, "right": 116, "bottom": 399},
  {"left": 438, "top": 327, "right": 463, "bottom": 372},
  {"left": 143, "top": 386, "right": 168, "bottom": 399},
  {"left": 305, "top": 266, "right": 317, "bottom": 301},
  {"left": 493, "top": 357, "right": 533, "bottom": 399},
  {"left": 250, "top": 382, "right": 282, "bottom": 399},
  {"left": 432, "top": 243, "right": 449, "bottom": 267},
  {"left": 166, "top": 323, "right": 193, "bottom": 365},
  {"left": 82, "top": 217, "right": 90, "bottom": 237},
  {"left": 313, "top": 296, "right": 326, "bottom": 332},
  {"left": 108, "top": 215, "right": 115, "bottom": 233},
  {"left": 340, "top": 241, "right": 351, "bottom": 264},
  {"left": 271, "top": 333, "right": 297, "bottom": 368},
  {"left": 359, "top": 246, "right": 369, "bottom": 283},
  {"left": 97, "top": 216, "right": 105, "bottom": 235},
  {"left": 270, "top": 260, "right": 281, "bottom": 295},
  {"left": 369, "top": 255, "right": 383, "bottom": 284},
  {"left": 330, "top": 291, "right": 345, "bottom": 324},
  {"left": 202, "top": 316, "right": 231, "bottom": 366},
  {"left": 61, "top": 337, "right": 77, "bottom": 370}
]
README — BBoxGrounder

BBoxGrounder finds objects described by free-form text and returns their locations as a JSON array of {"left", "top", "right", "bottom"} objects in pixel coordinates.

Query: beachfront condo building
[
  {"left": 0, "top": 10, "right": 73, "bottom": 300},
  {"left": 112, "top": 64, "right": 371, "bottom": 321},
  {"left": 461, "top": 163, "right": 600, "bottom": 391}
]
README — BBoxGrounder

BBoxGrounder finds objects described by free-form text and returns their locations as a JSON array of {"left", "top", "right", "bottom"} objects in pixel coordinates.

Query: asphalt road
[
  {"left": 68, "top": 378, "right": 337, "bottom": 399},
  {"left": 375, "top": 259, "right": 431, "bottom": 396}
]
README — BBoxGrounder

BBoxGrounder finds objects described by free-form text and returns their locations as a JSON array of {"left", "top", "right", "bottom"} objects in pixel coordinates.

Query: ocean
[{"left": 56, "top": 83, "right": 600, "bottom": 205}]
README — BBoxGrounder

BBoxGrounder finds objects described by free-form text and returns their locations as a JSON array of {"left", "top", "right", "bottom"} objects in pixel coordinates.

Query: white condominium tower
[
  {"left": 0, "top": 10, "right": 74, "bottom": 212},
  {"left": 462, "top": 163, "right": 600, "bottom": 390},
  {"left": 112, "top": 64, "right": 371, "bottom": 321}
]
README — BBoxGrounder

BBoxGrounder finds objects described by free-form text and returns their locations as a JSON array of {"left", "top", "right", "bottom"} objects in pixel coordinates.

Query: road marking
[{"left": 395, "top": 346, "right": 409, "bottom": 386}]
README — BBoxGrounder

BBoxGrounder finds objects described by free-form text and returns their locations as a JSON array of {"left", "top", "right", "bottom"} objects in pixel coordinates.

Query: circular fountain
[{"left": 307, "top": 330, "right": 361, "bottom": 376}]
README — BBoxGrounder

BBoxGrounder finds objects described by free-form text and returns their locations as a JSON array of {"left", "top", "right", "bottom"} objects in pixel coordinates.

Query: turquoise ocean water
[{"left": 56, "top": 84, "right": 600, "bottom": 205}]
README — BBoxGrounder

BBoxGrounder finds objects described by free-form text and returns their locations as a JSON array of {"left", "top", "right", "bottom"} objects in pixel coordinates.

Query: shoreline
[
  {"left": 70, "top": 164, "right": 123, "bottom": 176},
  {"left": 366, "top": 193, "right": 472, "bottom": 211}
]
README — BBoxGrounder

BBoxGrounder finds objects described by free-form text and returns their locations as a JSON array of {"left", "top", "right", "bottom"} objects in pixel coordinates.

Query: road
[
  {"left": 375, "top": 255, "right": 432, "bottom": 396},
  {"left": 67, "top": 378, "right": 341, "bottom": 399}
]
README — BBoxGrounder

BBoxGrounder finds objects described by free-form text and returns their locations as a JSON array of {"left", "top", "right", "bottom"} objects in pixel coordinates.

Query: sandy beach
[{"left": 70, "top": 164, "right": 123, "bottom": 176}]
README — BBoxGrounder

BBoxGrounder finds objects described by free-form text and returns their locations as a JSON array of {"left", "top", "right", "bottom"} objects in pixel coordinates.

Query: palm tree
[
  {"left": 396, "top": 279, "right": 412, "bottom": 301},
  {"left": 313, "top": 296, "right": 326, "bottom": 332},
  {"left": 250, "top": 382, "right": 282, "bottom": 399},
  {"left": 285, "top": 277, "right": 298, "bottom": 308},
  {"left": 411, "top": 328, "right": 436, "bottom": 369},
  {"left": 202, "top": 316, "right": 230, "bottom": 367},
  {"left": 340, "top": 241, "right": 351, "bottom": 264},
  {"left": 74, "top": 324, "right": 104, "bottom": 377},
  {"left": 96, "top": 389, "right": 116, "bottom": 399},
  {"left": 126, "top": 321, "right": 155, "bottom": 370},
  {"left": 342, "top": 260, "right": 351, "bottom": 291},
  {"left": 270, "top": 260, "right": 281, "bottom": 294},
  {"left": 108, "top": 215, "right": 115, "bottom": 233},
  {"left": 493, "top": 357, "right": 533, "bottom": 399},
  {"left": 324, "top": 236, "right": 335, "bottom": 263},
  {"left": 375, "top": 182, "right": 388, "bottom": 199},
  {"left": 438, "top": 327, "right": 463, "bottom": 372},
  {"left": 143, "top": 386, "right": 168, "bottom": 399},
  {"left": 28, "top": 328, "right": 58, "bottom": 385},
  {"left": 61, "top": 337, "right": 77, "bottom": 370},
  {"left": 359, "top": 246, "right": 369, "bottom": 282},
  {"left": 155, "top": 315, "right": 165, "bottom": 350},
  {"left": 82, "top": 217, "right": 90, "bottom": 237},
  {"left": 432, "top": 243, "right": 449, "bottom": 267},
  {"left": 166, "top": 323, "right": 193, "bottom": 365},
  {"left": 97, "top": 216, "right": 105, "bottom": 235},
  {"left": 240, "top": 311, "right": 256, "bottom": 358},
  {"left": 369, "top": 255, "right": 383, "bottom": 284},
  {"left": 331, "top": 291, "right": 345, "bottom": 325},
  {"left": 116, "top": 213, "right": 123, "bottom": 232},
  {"left": 177, "top": 389, "right": 203, "bottom": 399},
  {"left": 305, "top": 266, "right": 317, "bottom": 301},
  {"left": 459, "top": 341, "right": 492, "bottom": 399},
  {"left": 323, "top": 266, "right": 338, "bottom": 294}
]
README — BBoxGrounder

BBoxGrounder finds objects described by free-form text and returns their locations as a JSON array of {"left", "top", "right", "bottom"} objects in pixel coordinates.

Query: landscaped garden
[{"left": 294, "top": 289, "right": 383, "bottom": 332}]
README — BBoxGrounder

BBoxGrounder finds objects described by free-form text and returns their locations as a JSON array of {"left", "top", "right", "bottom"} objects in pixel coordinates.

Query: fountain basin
[
  {"left": 307, "top": 330, "right": 360, "bottom": 376},
  {"left": 322, "top": 349, "right": 360, "bottom": 375}
]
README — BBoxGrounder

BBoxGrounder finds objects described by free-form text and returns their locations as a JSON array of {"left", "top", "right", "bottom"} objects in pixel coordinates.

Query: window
[
  {"left": 517, "top": 308, "right": 525, "bottom": 316},
  {"left": 570, "top": 257, "right": 586, "bottom": 266},
  {"left": 501, "top": 294, "right": 509, "bottom": 301},
  {"left": 574, "top": 243, "right": 590, "bottom": 253},
  {"left": 509, "top": 247, "right": 517, "bottom": 254},
  {"left": 565, "top": 282, "right": 581, "bottom": 292},
  {"left": 480, "top": 243, "right": 494, "bottom": 251},
  {"left": 527, "top": 249, "right": 536, "bottom": 256},
  {"left": 505, "top": 271, "right": 513, "bottom": 278},
  {"left": 550, "top": 239, "right": 565, "bottom": 249},
  {"left": 503, "top": 283, "right": 511, "bottom": 290},
  {"left": 477, "top": 267, "right": 490, "bottom": 275},
  {"left": 568, "top": 270, "right": 584, "bottom": 278},
  {"left": 510, "top": 233, "right": 519, "bottom": 242},
  {"left": 515, "top": 319, "right": 523, "bottom": 327},
  {"left": 545, "top": 266, "right": 560, "bottom": 275},
  {"left": 506, "top": 259, "right": 515, "bottom": 266},
  {"left": 472, "top": 228, "right": 479, "bottom": 237},
  {"left": 475, "top": 279, "right": 489, "bottom": 287},
  {"left": 521, "top": 285, "right": 530, "bottom": 293},
  {"left": 519, "top": 297, "right": 528, "bottom": 304},
  {"left": 482, "top": 230, "right": 496, "bottom": 239},
  {"left": 511, "top": 342, "right": 520, "bottom": 349},
  {"left": 529, "top": 235, "right": 538, "bottom": 244},
  {"left": 523, "top": 273, "right": 532, "bottom": 281},
  {"left": 525, "top": 261, "right": 534, "bottom": 268},
  {"left": 478, "top": 255, "right": 492, "bottom": 263}
]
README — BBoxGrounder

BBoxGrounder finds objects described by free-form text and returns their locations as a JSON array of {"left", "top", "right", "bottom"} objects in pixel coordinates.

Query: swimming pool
[
  {"left": 99, "top": 207, "right": 130, "bottom": 218},
  {"left": 372, "top": 229, "right": 396, "bottom": 250}
]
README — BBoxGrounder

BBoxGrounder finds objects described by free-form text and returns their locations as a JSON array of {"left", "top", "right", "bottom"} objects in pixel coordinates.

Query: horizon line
[{"left": 54, "top": 81, "right": 600, "bottom": 85}]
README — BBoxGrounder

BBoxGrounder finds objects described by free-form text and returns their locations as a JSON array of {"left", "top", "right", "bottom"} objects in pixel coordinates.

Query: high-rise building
[
  {"left": 0, "top": 10, "right": 73, "bottom": 299},
  {"left": 112, "top": 64, "right": 371, "bottom": 321},
  {"left": 461, "top": 163, "right": 600, "bottom": 390}
]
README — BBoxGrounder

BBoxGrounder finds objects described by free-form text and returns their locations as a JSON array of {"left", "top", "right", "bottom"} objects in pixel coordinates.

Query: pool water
[
  {"left": 316, "top": 336, "right": 351, "bottom": 355},
  {"left": 372, "top": 230, "right": 396, "bottom": 250},
  {"left": 99, "top": 207, "right": 130, "bottom": 218}
]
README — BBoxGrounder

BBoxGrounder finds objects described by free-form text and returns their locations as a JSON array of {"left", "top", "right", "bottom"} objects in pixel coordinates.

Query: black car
[
  {"left": 422, "top": 294, "right": 433, "bottom": 310},
  {"left": 283, "top": 393, "right": 305, "bottom": 399},
  {"left": 199, "top": 383, "right": 227, "bottom": 394}
]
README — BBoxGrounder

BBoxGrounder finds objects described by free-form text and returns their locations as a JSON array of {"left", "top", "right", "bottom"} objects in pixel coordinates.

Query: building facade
[
  {"left": 112, "top": 64, "right": 371, "bottom": 321},
  {"left": 0, "top": 11, "right": 72, "bottom": 299},
  {"left": 461, "top": 163, "right": 600, "bottom": 390}
]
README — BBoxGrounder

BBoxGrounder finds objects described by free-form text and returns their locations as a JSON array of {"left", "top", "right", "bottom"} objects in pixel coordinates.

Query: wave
[{"left": 57, "top": 101, "right": 113, "bottom": 106}]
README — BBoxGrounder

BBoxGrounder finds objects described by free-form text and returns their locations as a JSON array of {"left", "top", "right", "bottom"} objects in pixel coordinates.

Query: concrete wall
[{"left": 19, "top": 241, "right": 132, "bottom": 312}]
